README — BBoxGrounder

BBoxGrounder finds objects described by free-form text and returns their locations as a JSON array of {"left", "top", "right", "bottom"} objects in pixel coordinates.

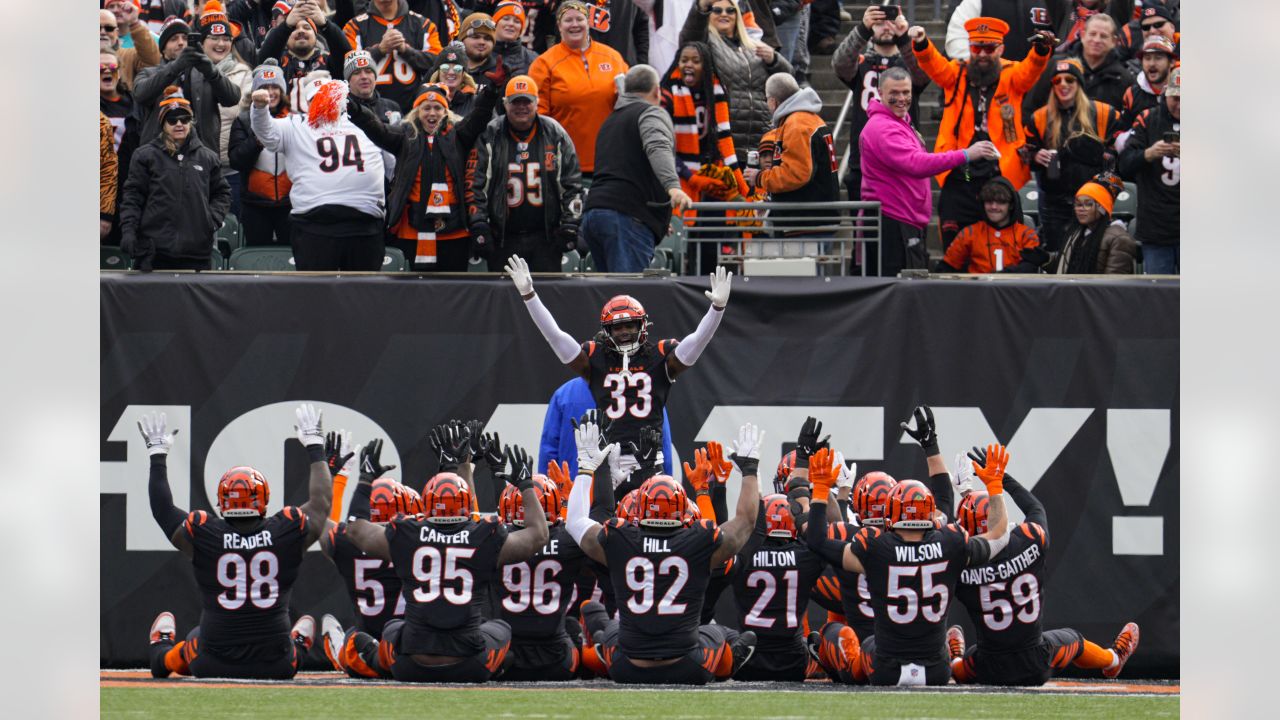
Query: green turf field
[{"left": 101, "top": 686, "right": 1179, "bottom": 719}]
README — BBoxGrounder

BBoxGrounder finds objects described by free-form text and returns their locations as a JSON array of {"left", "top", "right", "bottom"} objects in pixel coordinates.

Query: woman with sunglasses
[
  {"left": 1023, "top": 58, "right": 1120, "bottom": 252},
  {"left": 680, "top": 0, "right": 791, "bottom": 167},
  {"left": 1052, "top": 173, "right": 1136, "bottom": 274},
  {"left": 430, "top": 43, "right": 480, "bottom": 119},
  {"left": 120, "top": 86, "right": 231, "bottom": 271},
  {"left": 528, "top": 0, "right": 629, "bottom": 178}
]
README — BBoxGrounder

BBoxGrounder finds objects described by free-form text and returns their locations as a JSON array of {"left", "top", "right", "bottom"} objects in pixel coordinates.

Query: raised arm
[
  {"left": 497, "top": 447, "right": 551, "bottom": 563},
  {"left": 504, "top": 255, "right": 589, "bottom": 374},
  {"left": 668, "top": 265, "right": 732, "bottom": 377},
  {"left": 806, "top": 447, "right": 866, "bottom": 575},
  {"left": 901, "top": 405, "right": 955, "bottom": 522},
  {"left": 249, "top": 91, "right": 286, "bottom": 152},
  {"left": 138, "top": 412, "right": 193, "bottom": 557},
  {"left": 293, "top": 404, "right": 334, "bottom": 545},
  {"left": 966, "top": 443, "right": 1012, "bottom": 562},
  {"left": 565, "top": 419, "right": 617, "bottom": 565},
  {"left": 710, "top": 423, "right": 763, "bottom": 567}
]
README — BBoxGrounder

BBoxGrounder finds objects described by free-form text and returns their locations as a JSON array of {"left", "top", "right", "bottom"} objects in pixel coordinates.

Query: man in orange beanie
[{"left": 909, "top": 18, "right": 1055, "bottom": 250}]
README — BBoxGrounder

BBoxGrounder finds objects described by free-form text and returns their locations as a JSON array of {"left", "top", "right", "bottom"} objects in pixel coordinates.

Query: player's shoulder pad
[
  {"left": 853, "top": 525, "right": 880, "bottom": 549},
  {"left": 281, "top": 505, "right": 308, "bottom": 531},
  {"left": 1019, "top": 521, "right": 1047, "bottom": 546},
  {"left": 183, "top": 510, "right": 209, "bottom": 536},
  {"left": 585, "top": 340, "right": 597, "bottom": 356},
  {"left": 945, "top": 521, "right": 970, "bottom": 541},
  {"left": 657, "top": 338, "right": 680, "bottom": 356}
]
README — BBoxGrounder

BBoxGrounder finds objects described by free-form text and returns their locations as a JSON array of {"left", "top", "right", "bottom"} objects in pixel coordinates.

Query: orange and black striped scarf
[{"left": 665, "top": 72, "right": 739, "bottom": 176}]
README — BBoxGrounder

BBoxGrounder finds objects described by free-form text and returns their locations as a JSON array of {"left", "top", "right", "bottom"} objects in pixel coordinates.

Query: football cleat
[
  {"left": 291, "top": 614, "right": 316, "bottom": 652},
  {"left": 837, "top": 625, "right": 861, "bottom": 672},
  {"left": 805, "top": 630, "right": 823, "bottom": 665},
  {"left": 946, "top": 625, "right": 966, "bottom": 661},
  {"left": 1103, "top": 622, "right": 1140, "bottom": 678},
  {"left": 149, "top": 611, "right": 176, "bottom": 645},
  {"left": 730, "top": 631, "right": 758, "bottom": 677},
  {"left": 321, "top": 614, "right": 345, "bottom": 672}
]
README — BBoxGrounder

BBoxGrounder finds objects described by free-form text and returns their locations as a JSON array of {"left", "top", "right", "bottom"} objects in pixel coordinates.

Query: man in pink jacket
[{"left": 860, "top": 67, "right": 999, "bottom": 276}]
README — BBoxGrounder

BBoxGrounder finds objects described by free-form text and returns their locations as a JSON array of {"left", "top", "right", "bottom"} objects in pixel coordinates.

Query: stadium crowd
[{"left": 99, "top": 0, "right": 1180, "bottom": 274}]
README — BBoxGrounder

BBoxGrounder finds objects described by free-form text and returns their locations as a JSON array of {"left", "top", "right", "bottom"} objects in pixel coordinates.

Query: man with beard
[
  {"left": 345, "top": 49, "right": 402, "bottom": 124},
  {"left": 910, "top": 18, "right": 1053, "bottom": 249},
  {"left": 258, "top": 0, "right": 352, "bottom": 90},
  {"left": 1119, "top": 65, "right": 1178, "bottom": 274},
  {"left": 1116, "top": 34, "right": 1172, "bottom": 144},
  {"left": 468, "top": 75, "right": 585, "bottom": 271},
  {"left": 459, "top": 13, "right": 500, "bottom": 90},
  {"left": 832, "top": 4, "right": 927, "bottom": 207}
]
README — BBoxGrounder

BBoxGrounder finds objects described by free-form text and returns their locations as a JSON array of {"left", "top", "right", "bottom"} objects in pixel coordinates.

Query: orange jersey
[
  {"left": 528, "top": 41, "right": 628, "bottom": 173},
  {"left": 941, "top": 220, "right": 1041, "bottom": 274}
]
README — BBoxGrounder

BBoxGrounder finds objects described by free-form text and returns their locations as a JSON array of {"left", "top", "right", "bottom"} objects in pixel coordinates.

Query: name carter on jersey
[
  {"left": 960, "top": 543, "right": 1042, "bottom": 585},
  {"left": 420, "top": 526, "right": 471, "bottom": 544},
  {"left": 894, "top": 542, "right": 943, "bottom": 563},
  {"left": 223, "top": 530, "right": 273, "bottom": 549}
]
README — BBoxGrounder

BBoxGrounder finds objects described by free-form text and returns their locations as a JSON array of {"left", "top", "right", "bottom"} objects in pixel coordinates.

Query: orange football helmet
[
  {"left": 637, "top": 475, "right": 687, "bottom": 528},
  {"left": 217, "top": 466, "right": 270, "bottom": 518},
  {"left": 887, "top": 480, "right": 936, "bottom": 530},
  {"left": 497, "top": 484, "right": 521, "bottom": 524},
  {"left": 957, "top": 491, "right": 990, "bottom": 536},
  {"left": 682, "top": 501, "right": 702, "bottom": 527},
  {"left": 762, "top": 493, "right": 796, "bottom": 538},
  {"left": 401, "top": 485, "right": 424, "bottom": 516},
  {"left": 616, "top": 488, "right": 642, "bottom": 522},
  {"left": 421, "top": 472, "right": 474, "bottom": 524},
  {"left": 600, "top": 295, "right": 649, "bottom": 354},
  {"left": 853, "top": 471, "right": 897, "bottom": 527},
  {"left": 773, "top": 450, "right": 798, "bottom": 493},
  {"left": 511, "top": 475, "right": 562, "bottom": 526},
  {"left": 370, "top": 478, "right": 412, "bottom": 523}
]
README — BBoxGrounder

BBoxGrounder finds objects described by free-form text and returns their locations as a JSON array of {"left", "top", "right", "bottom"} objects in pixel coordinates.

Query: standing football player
[
  {"left": 806, "top": 444, "right": 1013, "bottom": 686},
  {"left": 338, "top": 445, "right": 550, "bottom": 682},
  {"left": 504, "top": 254, "right": 732, "bottom": 457},
  {"left": 566, "top": 419, "right": 762, "bottom": 685},
  {"left": 948, "top": 446, "right": 1141, "bottom": 684},
  {"left": 141, "top": 405, "right": 332, "bottom": 680}
]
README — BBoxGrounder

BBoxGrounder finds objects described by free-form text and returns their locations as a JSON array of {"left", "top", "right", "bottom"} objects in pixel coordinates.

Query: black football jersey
[
  {"left": 498, "top": 523, "right": 586, "bottom": 640},
  {"left": 822, "top": 523, "right": 877, "bottom": 640},
  {"left": 955, "top": 522, "right": 1049, "bottom": 653},
  {"left": 731, "top": 539, "right": 826, "bottom": 650},
  {"left": 182, "top": 507, "right": 309, "bottom": 647},
  {"left": 583, "top": 339, "right": 678, "bottom": 447},
  {"left": 599, "top": 518, "right": 721, "bottom": 659},
  {"left": 386, "top": 515, "right": 509, "bottom": 656},
  {"left": 851, "top": 524, "right": 990, "bottom": 661},
  {"left": 329, "top": 522, "right": 406, "bottom": 638}
]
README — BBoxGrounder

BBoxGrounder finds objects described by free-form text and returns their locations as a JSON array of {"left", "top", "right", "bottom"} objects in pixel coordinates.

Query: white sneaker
[
  {"left": 149, "top": 611, "right": 176, "bottom": 645},
  {"left": 321, "top": 614, "right": 345, "bottom": 671},
  {"left": 291, "top": 614, "right": 316, "bottom": 653}
]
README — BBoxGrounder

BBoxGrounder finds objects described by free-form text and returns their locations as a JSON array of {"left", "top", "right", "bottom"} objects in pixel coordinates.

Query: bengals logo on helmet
[
  {"left": 217, "top": 466, "right": 270, "bottom": 518},
  {"left": 370, "top": 478, "right": 413, "bottom": 523},
  {"left": 887, "top": 479, "right": 935, "bottom": 530},
  {"left": 616, "top": 488, "right": 642, "bottom": 522},
  {"left": 762, "top": 493, "right": 795, "bottom": 538},
  {"left": 853, "top": 471, "right": 896, "bottom": 526},
  {"left": 510, "top": 475, "right": 562, "bottom": 526},
  {"left": 637, "top": 475, "right": 686, "bottom": 527},
  {"left": 773, "top": 450, "right": 798, "bottom": 494},
  {"left": 498, "top": 484, "right": 521, "bottom": 524},
  {"left": 422, "top": 472, "right": 474, "bottom": 524},
  {"left": 957, "top": 491, "right": 990, "bottom": 536}
]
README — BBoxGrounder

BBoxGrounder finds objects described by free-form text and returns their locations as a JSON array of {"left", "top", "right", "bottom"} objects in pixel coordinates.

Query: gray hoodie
[
  {"left": 615, "top": 92, "right": 681, "bottom": 191},
  {"left": 771, "top": 86, "right": 823, "bottom": 126}
]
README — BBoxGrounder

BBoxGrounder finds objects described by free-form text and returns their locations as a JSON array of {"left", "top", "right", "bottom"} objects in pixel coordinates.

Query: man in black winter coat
[
  {"left": 1024, "top": 12, "right": 1132, "bottom": 117},
  {"left": 491, "top": 1, "right": 539, "bottom": 77},
  {"left": 1119, "top": 66, "right": 1179, "bottom": 275},
  {"left": 257, "top": 0, "right": 352, "bottom": 91},
  {"left": 121, "top": 89, "right": 231, "bottom": 271},
  {"left": 345, "top": 49, "right": 403, "bottom": 124}
]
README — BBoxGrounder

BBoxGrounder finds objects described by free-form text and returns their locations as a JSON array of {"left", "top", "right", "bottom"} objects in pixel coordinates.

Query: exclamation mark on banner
[{"left": 1106, "top": 409, "right": 1170, "bottom": 556}]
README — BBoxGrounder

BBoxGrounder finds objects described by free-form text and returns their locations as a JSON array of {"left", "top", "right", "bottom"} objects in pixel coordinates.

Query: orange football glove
[
  {"left": 809, "top": 447, "right": 836, "bottom": 499},
  {"left": 972, "top": 443, "right": 1009, "bottom": 495},
  {"left": 706, "top": 441, "right": 733, "bottom": 484},
  {"left": 683, "top": 448, "right": 712, "bottom": 496},
  {"left": 546, "top": 460, "right": 572, "bottom": 501}
]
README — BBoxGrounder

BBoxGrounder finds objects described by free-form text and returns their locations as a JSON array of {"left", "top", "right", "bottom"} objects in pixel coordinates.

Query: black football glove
[
  {"left": 901, "top": 405, "right": 939, "bottom": 455},
  {"left": 505, "top": 445, "right": 534, "bottom": 492},
  {"left": 478, "top": 432, "right": 504, "bottom": 474},
  {"left": 359, "top": 438, "right": 397, "bottom": 483},
  {"left": 793, "top": 416, "right": 829, "bottom": 469},
  {"left": 429, "top": 421, "right": 472, "bottom": 471},
  {"left": 325, "top": 431, "right": 354, "bottom": 478},
  {"left": 625, "top": 424, "right": 664, "bottom": 470}
]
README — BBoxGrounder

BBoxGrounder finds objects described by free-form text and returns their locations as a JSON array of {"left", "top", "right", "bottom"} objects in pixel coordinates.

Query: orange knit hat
[{"left": 1076, "top": 181, "right": 1114, "bottom": 215}]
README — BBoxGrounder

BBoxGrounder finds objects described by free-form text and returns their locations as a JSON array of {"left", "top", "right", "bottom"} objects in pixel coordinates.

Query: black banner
[{"left": 101, "top": 274, "right": 1179, "bottom": 676}]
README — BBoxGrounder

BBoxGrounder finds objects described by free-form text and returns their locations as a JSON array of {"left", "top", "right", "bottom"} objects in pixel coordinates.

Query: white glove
[
  {"left": 505, "top": 255, "right": 534, "bottom": 296},
  {"left": 575, "top": 421, "right": 617, "bottom": 474},
  {"left": 137, "top": 412, "right": 178, "bottom": 456},
  {"left": 952, "top": 451, "right": 978, "bottom": 495},
  {"left": 730, "top": 422, "right": 762, "bottom": 461},
  {"left": 338, "top": 432, "right": 358, "bottom": 477},
  {"left": 705, "top": 265, "right": 732, "bottom": 308},
  {"left": 835, "top": 451, "right": 854, "bottom": 491},
  {"left": 609, "top": 451, "right": 642, "bottom": 489},
  {"left": 295, "top": 403, "right": 325, "bottom": 447}
]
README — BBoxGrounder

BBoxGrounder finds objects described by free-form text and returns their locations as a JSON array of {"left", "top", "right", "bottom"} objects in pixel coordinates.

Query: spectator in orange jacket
[
  {"left": 910, "top": 18, "right": 1054, "bottom": 250},
  {"left": 935, "top": 177, "right": 1047, "bottom": 274},
  {"left": 528, "top": 1, "right": 629, "bottom": 176}
]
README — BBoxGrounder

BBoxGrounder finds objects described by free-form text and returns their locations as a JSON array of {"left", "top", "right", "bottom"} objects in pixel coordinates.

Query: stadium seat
[
  {"left": 650, "top": 247, "right": 671, "bottom": 270},
  {"left": 662, "top": 216, "right": 686, "bottom": 273},
  {"left": 381, "top": 247, "right": 407, "bottom": 271},
  {"left": 228, "top": 246, "right": 295, "bottom": 271},
  {"left": 100, "top": 245, "right": 131, "bottom": 270},
  {"left": 1020, "top": 181, "right": 1040, "bottom": 225},
  {"left": 210, "top": 247, "right": 227, "bottom": 270},
  {"left": 1113, "top": 182, "right": 1138, "bottom": 223},
  {"left": 580, "top": 251, "right": 596, "bottom": 272},
  {"left": 216, "top": 215, "right": 243, "bottom": 260},
  {"left": 467, "top": 257, "right": 488, "bottom": 273},
  {"left": 562, "top": 249, "right": 581, "bottom": 272}
]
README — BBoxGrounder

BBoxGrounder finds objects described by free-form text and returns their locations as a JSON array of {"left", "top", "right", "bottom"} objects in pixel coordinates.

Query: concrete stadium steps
[{"left": 810, "top": 6, "right": 951, "bottom": 254}]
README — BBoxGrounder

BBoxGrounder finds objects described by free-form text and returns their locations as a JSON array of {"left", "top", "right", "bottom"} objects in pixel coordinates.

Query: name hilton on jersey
[
  {"left": 960, "top": 543, "right": 1042, "bottom": 585},
  {"left": 752, "top": 549, "right": 797, "bottom": 567}
]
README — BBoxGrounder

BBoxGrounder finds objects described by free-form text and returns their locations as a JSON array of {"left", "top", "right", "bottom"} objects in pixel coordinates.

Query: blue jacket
[{"left": 538, "top": 377, "right": 674, "bottom": 476}]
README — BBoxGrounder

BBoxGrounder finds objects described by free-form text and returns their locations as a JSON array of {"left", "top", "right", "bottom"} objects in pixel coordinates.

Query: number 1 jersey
[{"left": 584, "top": 339, "right": 678, "bottom": 447}]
